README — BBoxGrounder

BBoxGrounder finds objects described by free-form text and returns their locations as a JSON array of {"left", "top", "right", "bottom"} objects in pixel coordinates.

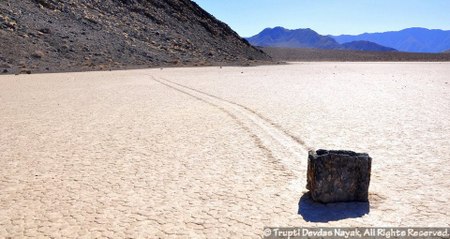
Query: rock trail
[{"left": 153, "top": 77, "right": 311, "bottom": 178}]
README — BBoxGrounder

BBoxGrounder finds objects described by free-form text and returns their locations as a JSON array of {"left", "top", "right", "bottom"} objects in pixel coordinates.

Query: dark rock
[
  {"left": 2, "top": 69, "right": 8, "bottom": 73},
  {"left": 38, "top": 27, "right": 51, "bottom": 34},
  {"left": 0, "top": 14, "right": 17, "bottom": 30},
  {"left": 20, "top": 69, "right": 32, "bottom": 74},
  {"left": 307, "top": 149, "right": 372, "bottom": 203},
  {"left": 31, "top": 50, "right": 45, "bottom": 59},
  {"left": 0, "top": 63, "right": 12, "bottom": 68}
]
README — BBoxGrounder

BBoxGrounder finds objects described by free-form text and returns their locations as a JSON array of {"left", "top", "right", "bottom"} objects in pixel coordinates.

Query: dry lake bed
[{"left": 1, "top": 62, "right": 449, "bottom": 238}]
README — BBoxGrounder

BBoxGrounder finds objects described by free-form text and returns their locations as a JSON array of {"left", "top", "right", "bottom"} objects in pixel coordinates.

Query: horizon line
[{"left": 242, "top": 26, "right": 450, "bottom": 38}]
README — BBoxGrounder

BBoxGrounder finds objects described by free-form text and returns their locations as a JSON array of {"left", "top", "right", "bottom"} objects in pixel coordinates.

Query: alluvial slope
[
  {"left": 0, "top": 0, "right": 269, "bottom": 74},
  {"left": 262, "top": 47, "right": 450, "bottom": 62}
]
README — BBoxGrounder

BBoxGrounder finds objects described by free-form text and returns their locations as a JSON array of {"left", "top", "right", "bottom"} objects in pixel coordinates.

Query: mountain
[
  {"left": 333, "top": 28, "right": 450, "bottom": 53},
  {"left": 246, "top": 27, "right": 396, "bottom": 52},
  {"left": 0, "top": 0, "right": 269, "bottom": 74},
  {"left": 246, "top": 27, "right": 341, "bottom": 49},
  {"left": 341, "top": 41, "right": 397, "bottom": 52}
]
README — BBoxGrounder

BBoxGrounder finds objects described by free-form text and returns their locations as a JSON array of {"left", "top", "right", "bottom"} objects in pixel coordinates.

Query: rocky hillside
[{"left": 0, "top": 0, "right": 269, "bottom": 74}]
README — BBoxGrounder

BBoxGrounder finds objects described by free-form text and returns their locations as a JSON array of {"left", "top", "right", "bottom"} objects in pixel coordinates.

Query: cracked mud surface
[{"left": 1, "top": 63, "right": 449, "bottom": 237}]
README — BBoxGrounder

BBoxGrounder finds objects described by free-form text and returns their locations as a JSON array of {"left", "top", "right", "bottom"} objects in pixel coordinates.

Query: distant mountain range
[
  {"left": 332, "top": 27, "right": 450, "bottom": 53},
  {"left": 246, "top": 27, "right": 397, "bottom": 52}
]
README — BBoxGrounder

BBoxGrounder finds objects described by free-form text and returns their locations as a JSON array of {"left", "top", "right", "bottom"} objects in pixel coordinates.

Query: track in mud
[{"left": 152, "top": 76, "right": 311, "bottom": 177}]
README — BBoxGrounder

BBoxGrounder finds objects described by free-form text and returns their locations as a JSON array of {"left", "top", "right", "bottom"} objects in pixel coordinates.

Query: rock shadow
[{"left": 298, "top": 192, "right": 370, "bottom": 223}]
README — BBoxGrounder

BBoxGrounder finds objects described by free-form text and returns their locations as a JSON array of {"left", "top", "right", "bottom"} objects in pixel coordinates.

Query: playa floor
[{"left": 1, "top": 63, "right": 449, "bottom": 238}]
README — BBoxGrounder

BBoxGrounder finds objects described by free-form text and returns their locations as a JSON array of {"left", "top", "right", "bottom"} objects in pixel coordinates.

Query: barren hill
[{"left": 0, "top": 0, "right": 269, "bottom": 74}]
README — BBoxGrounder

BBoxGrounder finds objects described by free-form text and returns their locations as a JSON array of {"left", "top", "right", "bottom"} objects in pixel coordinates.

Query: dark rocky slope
[{"left": 0, "top": 0, "right": 269, "bottom": 74}]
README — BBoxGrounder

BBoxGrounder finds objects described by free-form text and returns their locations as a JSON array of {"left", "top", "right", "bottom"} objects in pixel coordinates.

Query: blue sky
[{"left": 193, "top": 0, "right": 450, "bottom": 37}]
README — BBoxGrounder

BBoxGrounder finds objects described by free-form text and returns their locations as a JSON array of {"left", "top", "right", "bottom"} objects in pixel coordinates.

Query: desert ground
[{"left": 1, "top": 62, "right": 449, "bottom": 238}]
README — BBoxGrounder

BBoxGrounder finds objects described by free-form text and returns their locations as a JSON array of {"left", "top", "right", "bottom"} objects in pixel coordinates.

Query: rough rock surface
[
  {"left": 0, "top": 0, "right": 270, "bottom": 74},
  {"left": 307, "top": 149, "right": 372, "bottom": 203}
]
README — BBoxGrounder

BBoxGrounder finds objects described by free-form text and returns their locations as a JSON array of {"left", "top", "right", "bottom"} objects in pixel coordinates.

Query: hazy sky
[{"left": 193, "top": 0, "right": 450, "bottom": 37}]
